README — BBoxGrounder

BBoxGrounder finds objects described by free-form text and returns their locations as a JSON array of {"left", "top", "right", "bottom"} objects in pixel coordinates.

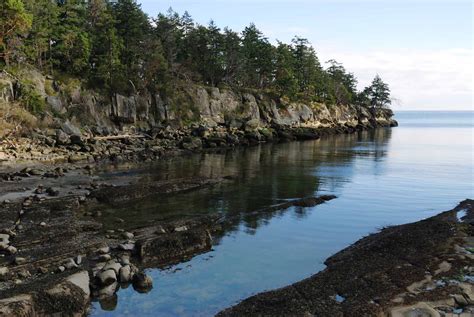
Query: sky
[{"left": 138, "top": 0, "right": 473, "bottom": 111}]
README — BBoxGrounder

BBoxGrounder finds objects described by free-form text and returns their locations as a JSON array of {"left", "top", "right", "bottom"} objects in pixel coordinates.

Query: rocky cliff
[{"left": 0, "top": 68, "right": 397, "bottom": 163}]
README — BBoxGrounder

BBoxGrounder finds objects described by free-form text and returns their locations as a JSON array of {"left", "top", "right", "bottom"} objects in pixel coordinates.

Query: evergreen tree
[
  {"left": 241, "top": 23, "right": 274, "bottom": 88},
  {"left": 274, "top": 42, "right": 298, "bottom": 98},
  {"left": 221, "top": 28, "right": 241, "bottom": 86},
  {"left": 54, "top": 0, "right": 90, "bottom": 75},
  {"left": 23, "top": 0, "right": 58, "bottom": 72},
  {"left": 112, "top": 0, "right": 150, "bottom": 91},
  {"left": 368, "top": 75, "right": 391, "bottom": 108},
  {"left": 0, "top": 0, "right": 32, "bottom": 65},
  {"left": 88, "top": 0, "right": 123, "bottom": 91}
]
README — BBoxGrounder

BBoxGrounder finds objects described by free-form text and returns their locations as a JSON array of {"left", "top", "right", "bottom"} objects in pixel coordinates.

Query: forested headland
[{"left": 0, "top": 0, "right": 391, "bottom": 110}]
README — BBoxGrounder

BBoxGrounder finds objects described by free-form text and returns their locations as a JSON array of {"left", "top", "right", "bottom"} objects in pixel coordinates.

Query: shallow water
[{"left": 90, "top": 111, "right": 474, "bottom": 317}]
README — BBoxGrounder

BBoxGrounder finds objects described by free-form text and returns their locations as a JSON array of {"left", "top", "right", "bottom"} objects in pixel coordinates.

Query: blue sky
[{"left": 139, "top": 0, "right": 472, "bottom": 110}]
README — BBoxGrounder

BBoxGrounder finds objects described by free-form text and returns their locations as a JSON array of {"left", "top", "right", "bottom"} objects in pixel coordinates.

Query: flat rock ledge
[{"left": 218, "top": 199, "right": 474, "bottom": 317}]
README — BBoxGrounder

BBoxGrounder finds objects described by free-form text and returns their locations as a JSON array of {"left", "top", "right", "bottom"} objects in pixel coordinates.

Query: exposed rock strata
[{"left": 0, "top": 70, "right": 396, "bottom": 164}]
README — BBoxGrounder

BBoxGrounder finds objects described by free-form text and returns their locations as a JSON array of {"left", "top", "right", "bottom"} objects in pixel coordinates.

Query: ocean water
[{"left": 90, "top": 111, "right": 474, "bottom": 317}]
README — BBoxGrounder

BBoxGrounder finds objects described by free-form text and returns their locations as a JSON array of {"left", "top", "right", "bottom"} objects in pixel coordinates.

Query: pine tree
[
  {"left": 0, "top": 0, "right": 32, "bottom": 65},
  {"left": 369, "top": 75, "right": 391, "bottom": 108},
  {"left": 274, "top": 42, "right": 298, "bottom": 98},
  {"left": 54, "top": 0, "right": 91, "bottom": 75},
  {"left": 23, "top": 0, "right": 58, "bottom": 72},
  {"left": 88, "top": 0, "right": 123, "bottom": 91},
  {"left": 241, "top": 23, "right": 274, "bottom": 88}
]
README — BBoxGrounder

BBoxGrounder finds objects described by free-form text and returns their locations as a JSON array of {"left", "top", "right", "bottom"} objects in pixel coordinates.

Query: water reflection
[
  {"left": 88, "top": 112, "right": 473, "bottom": 317},
  {"left": 96, "top": 128, "right": 392, "bottom": 235}
]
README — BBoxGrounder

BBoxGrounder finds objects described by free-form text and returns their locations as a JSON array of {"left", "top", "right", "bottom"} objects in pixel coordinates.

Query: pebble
[
  {"left": 75, "top": 255, "right": 83, "bottom": 265},
  {"left": 37, "top": 267, "right": 48, "bottom": 274},
  {"left": 14, "top": 257, "right": 26, "bottom": 265},
  {"left": 98, "top": 254, "right": 112, "bottom": 262},
  {"left": 0, "top": 233, "right": 9, "bottom": 244},
  {"left": 122, "top": 232, "right": 134, "bottom": 239},
  {"left": 18, "top": 270, "right": 31, "bottom": 279},
  {"left": 98, "top": 246, "right": 110, "bottom": 254},
  {"left": 0, "top": 267, "right": 9, "bottom": 277},
  {"left": 118, "top": 243, "right": 135, "bottom": 251},
  {"left": 174, "top": 225, "right": 188, "bottom": 232},
  {"left": 57, "top": 266, "right": 66, "bottom": 273},
  {"left": 7, "top": 245, "right": 18, "bottom": 254},
  {"left": 39, "top": 222, "right": 46, "bottom": 227},
  {"left": 64, "top": 258, "right": 78, "bottom": 270}
]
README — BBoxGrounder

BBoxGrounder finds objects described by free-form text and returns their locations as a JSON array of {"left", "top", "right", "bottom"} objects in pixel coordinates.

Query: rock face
[{"left": 0, "top": 70, "right": 397, "bottom": 140}]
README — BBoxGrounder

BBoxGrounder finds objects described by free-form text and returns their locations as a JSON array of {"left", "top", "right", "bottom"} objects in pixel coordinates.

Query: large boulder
[{"left": 112, "top": 94, "right": 137, "bottom": 123}]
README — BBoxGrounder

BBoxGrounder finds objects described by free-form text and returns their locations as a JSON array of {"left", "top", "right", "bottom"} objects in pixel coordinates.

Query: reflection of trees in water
[{"left": 107, "top": 128, "right": 392, "bottom": 239}]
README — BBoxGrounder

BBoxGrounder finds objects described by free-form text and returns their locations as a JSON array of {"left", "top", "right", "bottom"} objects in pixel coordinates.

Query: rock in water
[
  {"left": 132, "top": 272, "right": 153, "bottom": 293},
  {"left": 119, "top": 265, "right": 132, "bottom": 283},
  {"left": 97, "top": 270, "right": 117, "bottom": 286}
]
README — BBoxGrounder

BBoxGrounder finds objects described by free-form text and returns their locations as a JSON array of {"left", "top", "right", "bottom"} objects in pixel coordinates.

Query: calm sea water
[{"left": 90, "top": 111, "right": 474, "bottom": 317}]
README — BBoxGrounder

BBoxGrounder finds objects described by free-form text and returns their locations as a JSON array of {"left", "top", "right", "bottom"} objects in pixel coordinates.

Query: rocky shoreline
[
  {"left": 0, "top": 163, "right": 337, "bottom": 315},
  {"left": 218, "top": 200, "right": 474, "bottom": 317},
  {"left": 1, "top": 146, "right": 472, "bottom": 317}
]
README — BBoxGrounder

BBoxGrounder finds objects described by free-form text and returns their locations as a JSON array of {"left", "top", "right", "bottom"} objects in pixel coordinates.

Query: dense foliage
[{"left": 0, "top": 0, "right": 391, "bottom": 108}]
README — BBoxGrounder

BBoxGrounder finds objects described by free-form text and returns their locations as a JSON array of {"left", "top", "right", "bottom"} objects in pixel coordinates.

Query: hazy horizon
[{"left": 139, "top": 0, "right": 473, "bottom": 111}]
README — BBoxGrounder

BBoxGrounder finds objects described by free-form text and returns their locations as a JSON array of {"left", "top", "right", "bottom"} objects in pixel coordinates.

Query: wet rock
[
  {"left": 119, "top": 265, "right": 132, "bottom": 283},
  {"left": 0, "top": 228, "right": 15, "bottom": 237},
  {"left": 39, "top": 221, "right": 46, "bottom": 227},
  {"left": 118, "top": 243, "right": 135, "bottom": 251},
  {"left": 132, "top": 272, "right": 153, "bottom": 293},
  {"left": 46, "top": 187, "right": 59, "bottom": 196},
  {"left": 56, "top": 129, "right": 70, "bottom": 145},
  {"left": 98, "top": 282, "right": 118, "bottom": 298},
  {"left": 97, "top": 269, "right": 117, "bottom": 286},
  {"left": 18, "top": 270, "right": 31, "bottom": 279},
  {"left": 57, "top": 266, "right": 66, "bottom": 273},
  {"left": 14, "top": 257, "right": 26, "bottom": 265},
  {"left": 0, "top": 267, "right": 9, "bottom": 277},
  {"left": 37, "top": 266, "right": 48, "bottom": 274},
  {"left": 64, "top": 258, "right": 78, "bottom": 270},
  {"left": 98, "top": 254, "right": 112, "bottom": 262},
  {"left": 6, "top": 245, "right": 17, "bottom": 254},
  {"left": 98, "top": 246, "right": 110, "bottom": 254},
  {"left": 174, "top": 225, "right": 188, "bottom": 232},
  {"left": 0, "top": 233, "right": 9, "bottom": 244},
  {"left": 453, "top": 294, "right": 468, "bottom": 306},
  {"left": 0, "top": 242, "right": 9, "bottom": 251},
  {"left": 122, "top": 232, "right": 134, "bottom": 239},
  {"left": 34, "top": 186, "right": 44, "bottom": 194},
  {"left": 67, "top": 271, "right": 91, "bottom": 297},
  {"left": 70, "top": 134, "right": 84, "bottom": 146},
  {"left": 99, "top": 293, "right": 118, "bottom": 311},
  {"left": 119, "top": 255, "right": 130, "bottom": 265},
  {"left": 75, "top": 255, "right": 83, "bottom": 265},
  {"left": 102, "top": 261, "right": 122, "bottom": 274},
  {"left": 0, "top": 295, "right": 35, "bottom": 316}
]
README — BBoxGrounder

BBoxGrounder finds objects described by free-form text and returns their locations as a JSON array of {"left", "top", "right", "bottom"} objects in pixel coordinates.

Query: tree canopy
[{"left": 0, "top": 1, "right": 391, "bottom": 108}]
